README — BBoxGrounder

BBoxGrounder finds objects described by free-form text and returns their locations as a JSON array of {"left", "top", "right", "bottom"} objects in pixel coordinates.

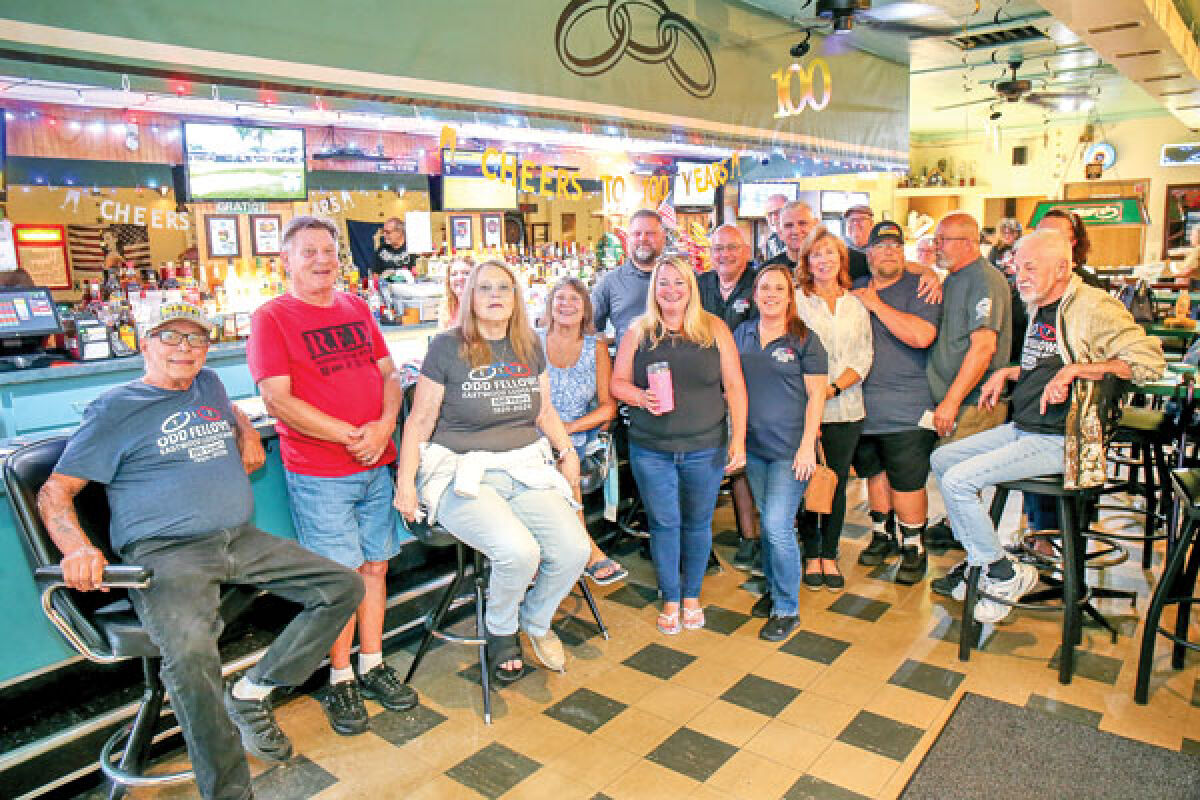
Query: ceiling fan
[
  {"left": 794, "top": 0, "right": 960, "bottom": 36},
  {"left": 936, "top": 56, "right": 1098, "bottom": 114}
]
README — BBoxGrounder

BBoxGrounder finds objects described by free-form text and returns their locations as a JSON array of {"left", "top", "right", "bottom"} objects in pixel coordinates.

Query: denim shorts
[{"left": 284, "top": 465, "right": 400, "bottom": 569}]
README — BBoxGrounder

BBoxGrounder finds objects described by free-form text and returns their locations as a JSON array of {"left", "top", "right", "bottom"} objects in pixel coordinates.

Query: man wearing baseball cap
[
  {"left": 38, "top": 302, "right": 363, "bottom": 800},
  {"left": 850, "top": 221, "right": 943, "bottom": 584}
]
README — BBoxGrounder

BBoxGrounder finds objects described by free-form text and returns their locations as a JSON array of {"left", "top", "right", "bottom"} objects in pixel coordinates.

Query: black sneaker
[
  {"left": 925, "top": 519, "right": 964, "bottom": 550},
  {"left": 224, "top": 685, "right": 293, "bottom": 763},
  {"left": 930, "top": 559, "right": 968, "bottom": 601},
  {"left": 733, "top": 538, "right": 760, "bottom": 571},
  {"left": 895, "top": 546, "right": 928, "bottom": 585},
  {"left": 858, "top": 532, "right": 898, "bottom": 566},
  {"left": 751, "top": 592, "right": 772, "bottom": 618},
  {"left": 321, "top": 680, "right": 369, "bottom": 736},
  {"left": 759, "top": 615, "right": 799, "bottom": 642},
  {"left": 358, "top": 663, "right": 419, "bottom": 712}
]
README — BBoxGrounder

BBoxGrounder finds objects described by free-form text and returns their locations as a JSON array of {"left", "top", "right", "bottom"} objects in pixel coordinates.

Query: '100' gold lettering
[{"left": 772, "top": 59, "right": 833, "bottom": 118}]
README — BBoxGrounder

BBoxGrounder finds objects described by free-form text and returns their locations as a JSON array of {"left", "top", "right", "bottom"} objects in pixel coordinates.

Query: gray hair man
[{"left": 930, "top": 229, "right": 1165, "bottom": 621}]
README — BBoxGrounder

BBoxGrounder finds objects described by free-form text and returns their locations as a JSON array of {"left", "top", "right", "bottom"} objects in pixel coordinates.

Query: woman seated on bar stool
[
  {"left": 610, "top": 256, "right": 747, "bottom": 635},
  {"left": 539, "top": 276, "right": 626, "bottom": 585},
  {"left": 395, "top": 260, "right": 590, "bottom": 683}
]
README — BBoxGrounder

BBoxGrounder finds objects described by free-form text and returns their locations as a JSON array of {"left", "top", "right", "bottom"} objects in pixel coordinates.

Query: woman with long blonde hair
[
  {"left": 610, "top": 256, "right": 747, "bottom": 635},
  {"left": 437, "top": 257, "right": 474, "bottom": 330},
  {"left": 396, "top": 260, "right": 589, "bottom": 683}
]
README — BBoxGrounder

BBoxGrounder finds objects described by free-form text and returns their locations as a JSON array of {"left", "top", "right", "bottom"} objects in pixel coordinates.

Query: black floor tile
[
  {"left": 605, "top": 581, "right": 658, "bottom": 609},
  {"left": 841, "top": 522, "right": 870, "bottom": 541},
  {"left": 1182, "top": 738, "right": 1200, "bottom": 757},
  {"left": 783, "top": 774, "right": 871, "bottom": 799},
  {"left": 543, "top": 688, "right": 628, "bottom": 733},
  {"left": 702, "top": 605, "right": 752, "bottom": 635},
  {"left": 645, "top": 726, "right": 738, "bottom": 782},
  {"left": 888, "top": 659, "right": 966, "bottom": 700},
  {"left": 253, "top": 755, "right": 338, "bottom": 800},
  {"left": 720, "top": 674, "right": 801, "bottom": 717},
  {"left": 556, "top": 614, "right": 603, "bottom": 647},
  {"left": 827, "top": 593, "right": 890, "bottom": 622},
  {"left": 836, "top": 710, "right": 924, "bottom": 761},
  {"left": 928, "top": 615, "right": 1038, "bottom": 654},
  {"left": 1047, "top": 647, "right": 1123, "bottom": 686},
  {"left": 622, "top": 643, "right": 696, "bottom": 680},
  {"left": 369, "top": 704, "right": 448, "bottom": 747},
  {"left": 445, "top": 742, "right": 542, "bottom": 799},
  {"left": 780, "top": 629, "right": 852, "bottom": 665},
  {"left": 1025, "top": 694, "right": 1103, "bottom": 728}
]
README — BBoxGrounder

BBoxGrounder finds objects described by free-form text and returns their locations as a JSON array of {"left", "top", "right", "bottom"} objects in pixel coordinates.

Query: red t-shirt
[{"left": 247, "top": 292, "right": 396, "bottom": 476}]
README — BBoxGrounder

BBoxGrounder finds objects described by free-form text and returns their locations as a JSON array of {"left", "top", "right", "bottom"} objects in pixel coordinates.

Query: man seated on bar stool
[
  {"left": 930, "top": 230, "right": 1165, "bottom": 622},
  {"left": 37, "top": 302, "right": 365, "bottom": 800}
]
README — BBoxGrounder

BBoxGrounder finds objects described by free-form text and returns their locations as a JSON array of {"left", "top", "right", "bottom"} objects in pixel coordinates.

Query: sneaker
[
  {"left": 858, "top": 532, "right": 898, "bottom": 566},
  {"left": 930, "top": 559, "right": 968, "bottom": 601},
  {"left": 224, "top": 686, "right": 293, "bottom": 763},
  {"left": 320, "top": 680, "right": 369, "bottom": 736},
  {"left": 973, "top": 562, "right": 1040, "bottom": 624},
  {"left": 733, "top": 538, "right": 760, "bottom": 571},
  {"left": 751, "top": 592, "right": 772, "bottom": 618},
  {"left": 759, "top": 614, "right": 799, "bottom": 642},
  {"left": 895, "top": 546, "right": 928, "bottom": 585},
  {"left": 358, "top": 663, "right": 419, "bottom": 712},
  {"left": 925, "top": 519, "right": 964, "bottom": 550}
]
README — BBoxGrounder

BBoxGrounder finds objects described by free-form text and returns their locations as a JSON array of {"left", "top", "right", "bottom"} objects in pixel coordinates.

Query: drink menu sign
[{"left": 13, "top": 224, "right": 71, "bottom": 289}]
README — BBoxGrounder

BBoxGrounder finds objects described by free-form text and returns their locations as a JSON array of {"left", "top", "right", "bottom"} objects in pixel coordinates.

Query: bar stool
[
  {"left": 1099, "top": 407, "right": 1176, "bottom": 567},
  {"left": 1134, "top": 467, "right": 1200, "bottom": 704},
  {"left": 959, "top": 475, "right": 1099, "bottom": 684}
]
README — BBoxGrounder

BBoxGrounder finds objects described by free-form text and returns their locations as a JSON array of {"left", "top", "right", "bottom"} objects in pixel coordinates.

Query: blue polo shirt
[{"left": 734, "top": 320, "right": 828, "bottom": 461}]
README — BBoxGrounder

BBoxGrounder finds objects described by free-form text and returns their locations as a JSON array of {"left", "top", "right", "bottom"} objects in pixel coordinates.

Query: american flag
[
  {"left": 67, "top": 224, "right": 152, "bottom": 276},
  {"left": 656, "top": 191, "right": 677, "bottom": 229}
]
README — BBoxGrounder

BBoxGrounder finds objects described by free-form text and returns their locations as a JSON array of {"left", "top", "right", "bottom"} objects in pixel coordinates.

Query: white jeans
[{"left": 435, "top": 469, "right": 590, "bottom": 637}]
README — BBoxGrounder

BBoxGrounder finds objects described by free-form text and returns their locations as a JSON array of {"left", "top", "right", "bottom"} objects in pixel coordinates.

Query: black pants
[{"left": 799, "top": 419, "right": 864, "bottom": 560}]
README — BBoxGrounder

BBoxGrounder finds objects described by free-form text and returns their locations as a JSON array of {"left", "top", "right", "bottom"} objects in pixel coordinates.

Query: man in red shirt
[{"left": 248, "top": 216, "right": 416, "bottom": 736}]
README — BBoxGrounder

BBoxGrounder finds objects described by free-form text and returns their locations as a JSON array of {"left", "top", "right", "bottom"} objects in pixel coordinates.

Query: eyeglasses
[
  {"left": 153, "top": 329, "right": 209, "bottom": 348},
  {"left": 476, "top": 282, "right": 514, "bottom": 295},
  {"left": 711, "top": 244, "right": 742, "bottom": 253},
  {"left": 871, "top": 241, "right": 903, "bottom": 250},
  {"left": 933, "top": 235, "right": 971, "bottom": 246}
]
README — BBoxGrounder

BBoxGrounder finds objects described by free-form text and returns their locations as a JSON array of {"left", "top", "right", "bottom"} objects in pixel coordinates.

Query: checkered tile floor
[{"left": 101, "top": 484, "right": 1200, "bottom": 799}]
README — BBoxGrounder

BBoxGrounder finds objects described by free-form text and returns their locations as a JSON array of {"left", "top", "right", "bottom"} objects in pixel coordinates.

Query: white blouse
[{"left": 795, "top": 290, "right": 873, "bottom": 423}]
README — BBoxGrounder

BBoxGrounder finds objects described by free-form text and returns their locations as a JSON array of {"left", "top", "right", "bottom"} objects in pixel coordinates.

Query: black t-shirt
[
  {"left": 1011, "top": 300, "right": 1068, "bottom": 434},
  {"left": 697, "top": 265, "right": 757, "bottom": 332},
  {"left": 847, "top": 247, "right": 869, "bottom": 282},
  {"left": 373, "top": 242, "right": 416, "bottom": 275}
]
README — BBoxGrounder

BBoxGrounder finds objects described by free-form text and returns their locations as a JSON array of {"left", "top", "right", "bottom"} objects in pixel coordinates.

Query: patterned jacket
[{"left": 1049, "top": 277, "right": 1166, "bottom": 488}]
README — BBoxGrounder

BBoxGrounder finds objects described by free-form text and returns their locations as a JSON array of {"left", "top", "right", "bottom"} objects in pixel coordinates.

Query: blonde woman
[
  {"left": 396, "top": 260, "right": 589, "bottom": 683},
  {"left": 610, "top": 256, "right": 747, "bottom": 635},
  {"left": 437, "top": 257, "right": 474, "bottom": 330}
]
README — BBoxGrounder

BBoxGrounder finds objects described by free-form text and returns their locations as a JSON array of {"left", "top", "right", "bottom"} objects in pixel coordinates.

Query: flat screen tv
[
  {"left": 737, "top": 182, "right": 798, "bottom": 217},
  {"left": 183, "top": 122, "right": 307, "bottom": 201}
]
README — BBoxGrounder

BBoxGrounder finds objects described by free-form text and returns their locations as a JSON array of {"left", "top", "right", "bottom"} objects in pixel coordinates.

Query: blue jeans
[
  {"left": 436, "top": 470, "right": 590, "bottom": 637},
  {"left": 744, "top": 454, "right": 807, "bottom": 616},
  {"left": 284, "top": 465, "right": 401, "bottom": 569},
  {"left": 122, "top": 526, "right": 363, "bottom": 800},
  {"left": 629, "top": 443, "right": 725, "bottom": 604},
  {"left": 930, "top": 423, "right": 1065, "bottom": 567}
]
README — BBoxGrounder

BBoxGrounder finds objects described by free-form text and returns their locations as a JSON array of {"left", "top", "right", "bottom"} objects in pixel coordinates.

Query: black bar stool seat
[{"left": 1102, "top": 407, "right": 1176, "bottom": 567}]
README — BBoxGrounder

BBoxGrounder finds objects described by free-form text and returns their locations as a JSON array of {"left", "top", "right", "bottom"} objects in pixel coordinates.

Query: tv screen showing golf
[{"left": 183, "top": 123, "right": 306, "bottom": 201}]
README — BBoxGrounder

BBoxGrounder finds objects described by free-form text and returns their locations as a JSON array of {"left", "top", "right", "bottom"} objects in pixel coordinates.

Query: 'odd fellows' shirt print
[
  {"left": 463, "top": 357, "right": 537, "bottom": 416},
  {"left": 301, "top": 320, "right": 375, "bottom": 378},
  {"left": 155, "top": 403, "right": 237, "bottom": 463}
]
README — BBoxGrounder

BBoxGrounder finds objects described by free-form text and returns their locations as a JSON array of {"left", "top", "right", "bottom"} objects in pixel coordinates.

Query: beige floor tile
[
  {"left": 743, "top": 718, "right": 834, "bottom": 771},
  {"left": 804, "top": 664, "right": 888, "bottom": 707},
  {"left": 397, "top": 717, "right": 495, "bottom": 772},
  {"left": 544, "top": 734, "right": 643, "bottom": 790},
  {"left": 500, "top": 767, "right": 597, "bottom": 800},
  {"left": 753, "top": 650, "right": 828, "bottom": 689},
  {"left": 497, "top": 712, "right": 590, "bottom": 764},
  {"left": 581, "top": 663, "right": 663, "bottom": 705},
  {"left": 404, "top": 774, "right": 485, "bottom": 800},
  {"left": 592, "top": 706, "right": 680, "bottom": 756},
  {"left": 633, "top": 682, "right": 713, "bottom": 725},
  {"left": 706, "top": 748, "right": 803, "bottom": 800},
  {"left": 600, "top": 758, "right": 703, "bottom": 800},
  {"left": 671, "top": 656, "right": 752, "bottom": 697},
  {"left": 864, "top": 684, "right": 954, "bottom": 729},
  {"left": 806, "top": 741, "right": 900, "bottom": 798},
  {"left": 777, "top": 692, "right": 860, "bottom": 738},
  {"left": 686, "top": 699, "right": 772, "bottom": 747}
]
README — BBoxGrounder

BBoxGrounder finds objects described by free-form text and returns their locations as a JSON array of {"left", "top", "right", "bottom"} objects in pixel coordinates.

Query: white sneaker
[{"left": 973, "top": 562, "right": 1040, "bottom": 624}]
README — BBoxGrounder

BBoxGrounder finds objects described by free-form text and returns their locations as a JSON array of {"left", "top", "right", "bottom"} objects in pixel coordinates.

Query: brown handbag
[{"left": 804, "top": 442, "right": 838, "bottom": 515}]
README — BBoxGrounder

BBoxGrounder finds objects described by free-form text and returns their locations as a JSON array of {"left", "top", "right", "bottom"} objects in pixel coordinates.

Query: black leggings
[{"left": 799, "top": 419, "right": 864, "bottom": 560}]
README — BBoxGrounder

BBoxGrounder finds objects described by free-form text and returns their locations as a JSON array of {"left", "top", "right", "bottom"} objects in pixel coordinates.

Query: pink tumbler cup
[{"left": 646, "top": 361, "right": 675, "bottom": 413}]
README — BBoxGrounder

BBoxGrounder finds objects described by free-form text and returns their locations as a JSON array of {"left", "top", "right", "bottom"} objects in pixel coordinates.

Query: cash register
[{"left": 0, "top": 288, "right": 64, "bottom": 371}]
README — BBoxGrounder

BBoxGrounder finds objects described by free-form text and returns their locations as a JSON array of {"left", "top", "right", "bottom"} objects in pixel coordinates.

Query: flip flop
[
  {"left": 682, "top": 606, "right": 706, "bottom": 630},
  {"left": 657, "top": 610, "right": 681, "bottom": 635},
  {"left": 584, "top": 558, "right": 628, "bottom": 586}
]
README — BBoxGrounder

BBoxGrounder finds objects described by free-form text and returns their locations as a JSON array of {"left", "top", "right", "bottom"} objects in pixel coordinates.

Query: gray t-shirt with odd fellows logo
[
  {"left": 54, "top": 368, "right": 253, "bottom": 553},
  {"left": 421, "top": 331, "right": 546, "bottom": 454}
]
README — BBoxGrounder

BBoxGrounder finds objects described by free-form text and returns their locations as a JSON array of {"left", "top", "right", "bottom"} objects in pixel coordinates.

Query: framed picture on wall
[
  {"left": 449, "top": 215, "right": 473, "bottom": 251},
  {"left": 481, "top": 213, "right": 503, "bottom": 248},
  {"left": 250, "top": 214, "right": 283, "bottom": 256},
  {"left": 206, "top": 215, "right": 241, "bottom": 258}
]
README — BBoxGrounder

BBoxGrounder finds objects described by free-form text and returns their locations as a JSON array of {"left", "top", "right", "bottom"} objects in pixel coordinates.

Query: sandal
[
  {"left": 681, "top": 606, "right": 706, "bottom": 630},
  {"left": 584, "top": 558, "right": 628, "bottom": 586},
  {"left": 657, "top": 610, "right": 681, "bottom": 635},
  {"left": 485, "top": 631, "right": 525, "bottom": 685},
  {"left": 526, "top": 629, "right": 566, "bottom": 672}
]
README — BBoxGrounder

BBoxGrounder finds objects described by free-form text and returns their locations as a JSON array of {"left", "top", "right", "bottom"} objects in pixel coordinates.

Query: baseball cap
[
  {"left": 867, "top": 220, "right": 904, "bottom": 247},
  {"left": 843, "top": 204, "right": 874, "bottom": 219},
  {"left": 146, "top": 302, "right": 214, "bottom": 334}
]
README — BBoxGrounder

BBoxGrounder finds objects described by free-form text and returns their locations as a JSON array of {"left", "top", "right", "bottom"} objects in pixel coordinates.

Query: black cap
[{"left": 867, "top": 220, "right": 904, "bottom": 247}]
